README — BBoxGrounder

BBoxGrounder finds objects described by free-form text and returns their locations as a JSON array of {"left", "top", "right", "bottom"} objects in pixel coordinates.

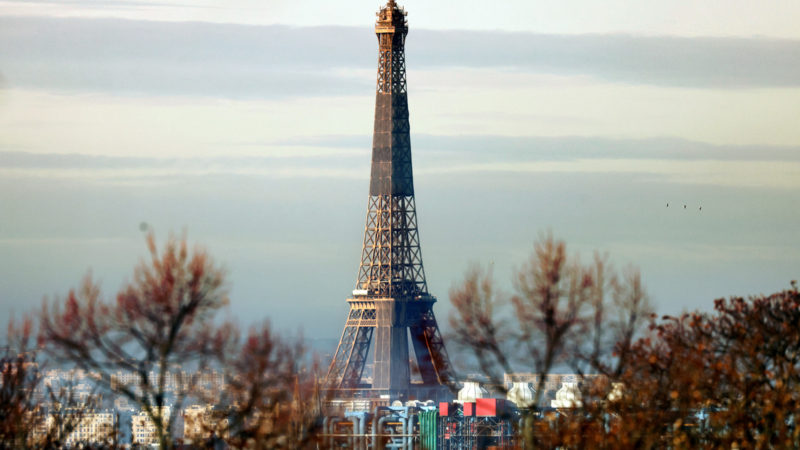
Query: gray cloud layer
[
  {"left": 414, "top": 31, "right": 800, "bottom": 88},
  {"left": 3, "top": 135, "right": 798, "bottom": 173},
  {"left": 278, "top": 134, "right": 800, "bottom": 162},
  {"left": 1, "top": 16, "right": 799, "bottom": 98}
]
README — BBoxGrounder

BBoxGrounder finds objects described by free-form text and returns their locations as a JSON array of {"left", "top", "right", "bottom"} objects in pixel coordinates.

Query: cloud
[
  {"left": 409, "top": 31, "right": 800, "bottom": 88},
  {"left": 1, "top": 16, "right": 799, "bottom": 99},
  {"left": 0, "top": 17, "right": 374, "bottom": 98},
  {"left": 281, "top": 134, "right": 800, "bottom": 163},
  {"left": 0, "top": 0, "right": 191, "bottom": 7},
  {"left": 418, "top": 159, "right": 800, "bottom": 189},
  {"left": 0, "top": 147, "right": 364, "bottom": 170},
  {"left": 0, "top": 149, "right": 368, "bottom": 184},
  {"left": 3, "top": 135, "right": 799, "bottom": 189}
]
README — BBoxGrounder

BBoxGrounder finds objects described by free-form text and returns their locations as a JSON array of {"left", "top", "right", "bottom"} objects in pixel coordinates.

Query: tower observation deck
[{"left": 325, "top": 0, "right": 455, "bottom": 402}]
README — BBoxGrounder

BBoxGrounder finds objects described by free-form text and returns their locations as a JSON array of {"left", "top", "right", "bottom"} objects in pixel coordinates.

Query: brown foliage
[
  {"left": 609, "top": 282, "right": 800, "bottom": 448},
  {"left": 1, "top": 317, "right": 94, "bottom": 448},
  {"left": 0, "top": 317, "right": 42, "bottom": 448}
]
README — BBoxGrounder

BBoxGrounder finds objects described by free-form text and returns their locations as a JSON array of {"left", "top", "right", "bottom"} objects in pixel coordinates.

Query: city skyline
[{"left": 1, "top": 0, "right": 799, "bottom": 340}]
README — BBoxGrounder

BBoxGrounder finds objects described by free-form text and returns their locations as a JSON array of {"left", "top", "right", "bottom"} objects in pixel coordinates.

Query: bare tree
[
  {"left": 449, "top": 234, "right": 652, "bottom": 447},
  {"left": 215, "top": 323, "right": 322, "bottom": 449},
  {"left": 450, "top": 236, "right": 649, "bottom": 393},
  {"left": 38, "top": 232, "right": 318, "bottom": 449},
  {"left": 449, "top": 263, "right": 513, "bottom": 389}
]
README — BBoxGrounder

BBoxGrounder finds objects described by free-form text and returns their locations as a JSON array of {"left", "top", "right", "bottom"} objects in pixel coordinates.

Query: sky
[{"left": 1, "top": 0, "right": 799, "bottom": 343}]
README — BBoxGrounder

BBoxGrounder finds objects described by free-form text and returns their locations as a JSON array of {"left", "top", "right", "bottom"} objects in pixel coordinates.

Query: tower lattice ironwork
[{"left": 325, "top": 0, "right": 455, "bottom": 401}]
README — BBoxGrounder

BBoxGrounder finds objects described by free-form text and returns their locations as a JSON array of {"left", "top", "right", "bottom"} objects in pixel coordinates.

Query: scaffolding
[
  {"left": 320, "top": 401, "right": 519, "bottom": 450},
  {"left": 436, "top": 415, "right": 516, "bottom": 450},
  {"left": 320, "top": 404, "right": 435, "bottom": 449}
]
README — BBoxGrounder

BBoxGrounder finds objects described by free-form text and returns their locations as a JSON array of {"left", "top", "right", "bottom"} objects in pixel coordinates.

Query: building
[
  {"left": 183, "top": 404, "right": 228, "bottom": 444},
  {"left": 63, "top": 410, "right": 117, "bottom": 446},
  {"left": 504, "top": 372, "right": 603, "bottom": 403},
  {"left": 132, "top": 406, "right": 171, "bottom": 446},
  {"left": 551, "top": 382, "right": 583, "bottom": 408}
]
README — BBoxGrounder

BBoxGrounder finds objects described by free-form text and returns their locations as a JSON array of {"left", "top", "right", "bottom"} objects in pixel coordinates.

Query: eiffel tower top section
[
  {"left": 370, "top": 0, "right": 411, "bottom": 196},
  {"left": 357, "top": 0, "right": 426, "bottom": 297},
  {"left": 375, "top": 0, "right": 408, "bottom": 45}
]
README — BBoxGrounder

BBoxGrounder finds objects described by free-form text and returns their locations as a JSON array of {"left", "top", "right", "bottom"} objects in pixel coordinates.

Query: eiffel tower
[{"left": 325, "top": 0, "right": 455, "bottom": 401}]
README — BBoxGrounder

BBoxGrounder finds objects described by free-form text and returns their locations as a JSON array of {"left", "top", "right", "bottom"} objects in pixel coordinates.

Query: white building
[
  {"left": 507, "top": 381, "right": 536, "bottom": 408},
  {"left": 551, "top": 382, "right": 583, "bottom": 408},
  {"left": 183, "top": 404, "right": 228, "bottom": 444},
  {"left": 457, "top": 381, "right": 488, "bottom": 403},
  {"left": 63, "top": 410, "right": 116, "bottom": 446},
  {"left": 132, "top": 407, "right": 171, "bottom": 446}
]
